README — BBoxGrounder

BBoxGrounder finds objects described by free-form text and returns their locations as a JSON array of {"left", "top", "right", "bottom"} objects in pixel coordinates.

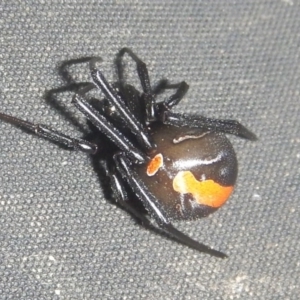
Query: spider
[{"left": 0, "top": 48, "right": 257, "bottom": 258}]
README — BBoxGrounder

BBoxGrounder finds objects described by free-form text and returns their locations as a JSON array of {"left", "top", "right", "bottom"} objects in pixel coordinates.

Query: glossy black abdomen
[{"left": 135, "top": 125, "right": 238, "bottom": 220}]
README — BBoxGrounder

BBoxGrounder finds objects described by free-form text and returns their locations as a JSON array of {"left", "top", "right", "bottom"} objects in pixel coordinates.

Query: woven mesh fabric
[{"left": 0, "top": 1, "right": 299, "bottom": 299}]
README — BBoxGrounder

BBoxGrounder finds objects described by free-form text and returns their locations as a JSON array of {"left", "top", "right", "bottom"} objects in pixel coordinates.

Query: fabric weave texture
[{"left": 0, "top": 1, "right": 299, "bottom": 299}]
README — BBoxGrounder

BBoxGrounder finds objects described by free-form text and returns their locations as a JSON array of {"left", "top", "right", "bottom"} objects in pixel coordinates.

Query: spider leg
[
  {"left": 117, "top": 47, "right": 152, "bottom": 94},
  {"left": 116, "top": 49, "right": 190, "bottom": 122},
  {"left": 114, "top": 153, "right": 227, "bottom": 258},
  {"left": 108, "top": 165, "right": 201, "bottom": 245},
  {"left": 116, "top": 47, "right": 159, "bottom": 123},
  {"left": 153, "top": 79, "right": 189, "bottom": 109},
  {"left": 0, "top": 112, "right": 98, "bottom": 154},
  {"left": 117, "top": 84, "right": 144, "bottom": 123},
  {"left": 78, "top": 83, "right": 139, "bottom": 125},
  {"left": 72, "top": 93, "right": 148, "bottom": 163},
  {"left": 115, "top": 53, "right": 144, "bottom": 123},
  {"left": 89, "top": 57, "right": 153, "bottom": 150},
  {"left": 107, "top": 165, "right": 153, "bottom": 228},
  {"left": 58, "top": 57, "right": 94, "bottom": 84},
  {"left": 163, "top": 111, "right": 258, "bottom": 140}
]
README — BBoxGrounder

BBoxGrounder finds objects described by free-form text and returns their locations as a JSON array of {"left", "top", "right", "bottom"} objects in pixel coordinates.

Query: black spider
[{"left": 0, "top": 48, "right": 257, "bottom": 258}]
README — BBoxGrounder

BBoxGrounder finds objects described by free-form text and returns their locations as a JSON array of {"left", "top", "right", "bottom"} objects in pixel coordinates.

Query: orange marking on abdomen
[
  {"left": 173, "top": 171, "right": 233, "bottom": 208},
  {"left": 147, "top": 153, "right": 163, "bottom": 176}
]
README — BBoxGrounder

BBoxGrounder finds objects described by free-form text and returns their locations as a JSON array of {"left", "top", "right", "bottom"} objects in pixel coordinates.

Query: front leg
[
  {"left": 114, "top": 153, "right": 227, "bottom": 258},
  {"left": 89, "top": 57, "right": 153, "bottom": 150},
  {"left": 72, "top": 93, "right": 147, "bottom": 163},
  {"left": 0, "top": 112, "right": 98, "bottom": 154}
]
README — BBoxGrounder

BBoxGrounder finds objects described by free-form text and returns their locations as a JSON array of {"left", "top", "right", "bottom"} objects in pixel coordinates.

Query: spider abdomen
[{"left": 135, "top": 125, "right": 238, "bottom": 220}]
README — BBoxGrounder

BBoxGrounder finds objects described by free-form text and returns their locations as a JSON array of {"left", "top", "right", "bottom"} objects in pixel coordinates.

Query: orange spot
[
  {"left": 173, "top": 171, "right": 233, "bottom": 208},
  {"left": 147, "top": 153, "right": 163, "bottom": 176}
]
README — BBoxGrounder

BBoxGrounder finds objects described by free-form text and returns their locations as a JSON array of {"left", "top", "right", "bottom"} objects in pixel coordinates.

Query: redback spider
[{"left": 0, "top": 48, "right": 257, "bottom": 258}]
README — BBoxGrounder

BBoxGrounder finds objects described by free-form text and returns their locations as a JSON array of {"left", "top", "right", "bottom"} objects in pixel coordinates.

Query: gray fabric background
[{"left": 0, "top": 1, "right": 299, "bottom": 299}]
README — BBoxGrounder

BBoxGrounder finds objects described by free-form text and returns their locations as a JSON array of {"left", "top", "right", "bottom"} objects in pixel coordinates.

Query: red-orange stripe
[{"left": 173, "top": 171, "right": 233, "bottom": 208}]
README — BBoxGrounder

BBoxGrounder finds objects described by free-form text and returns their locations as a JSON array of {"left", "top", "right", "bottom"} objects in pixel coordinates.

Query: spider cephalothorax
[{"left": 0, "top": 48, "right": 257, "bottom": 257}]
